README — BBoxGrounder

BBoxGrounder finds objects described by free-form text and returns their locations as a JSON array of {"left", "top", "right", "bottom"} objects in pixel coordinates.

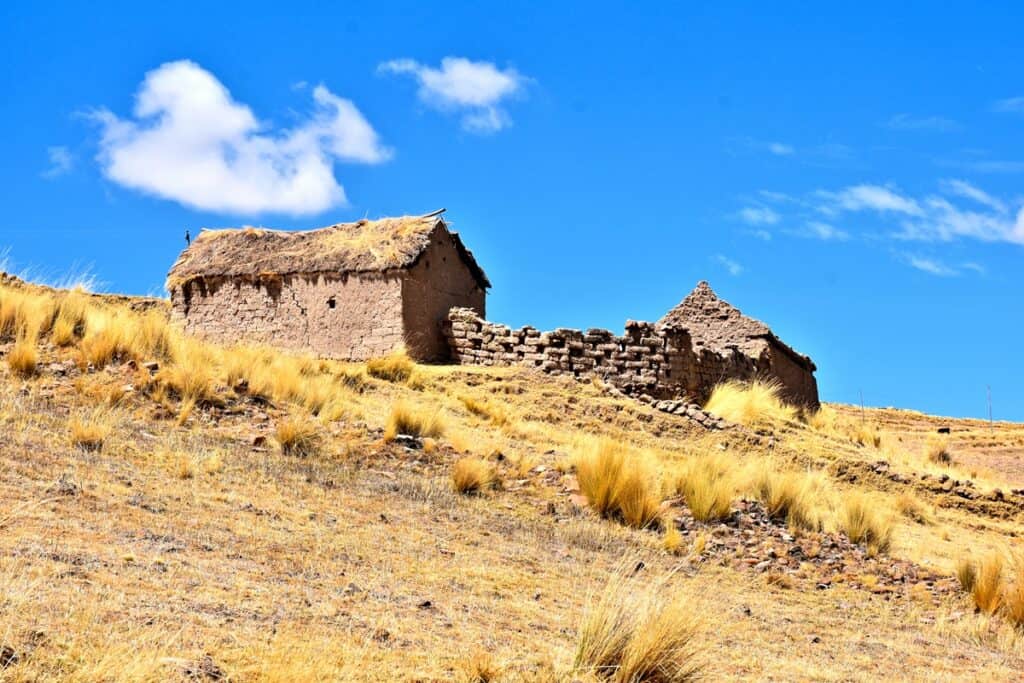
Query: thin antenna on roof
[{"left": 423, "top": 208, "right": 447, "bottom": 218}]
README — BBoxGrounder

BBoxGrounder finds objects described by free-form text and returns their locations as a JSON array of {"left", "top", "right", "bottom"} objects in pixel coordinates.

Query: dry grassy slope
[{"left": 1, "top": 282, "right": 1024, "bottom": 681}]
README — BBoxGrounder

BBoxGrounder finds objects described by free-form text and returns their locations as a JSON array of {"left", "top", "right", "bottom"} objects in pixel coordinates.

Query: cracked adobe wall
[{"left": 170, "top": 272, "right": 405, "bottom": 361}]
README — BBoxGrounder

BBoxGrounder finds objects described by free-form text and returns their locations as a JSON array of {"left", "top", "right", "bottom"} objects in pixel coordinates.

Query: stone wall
[
  {"left": 171, "top": 272, "right": 406, "bottom": 360},
  {"left": 443, "top": 308, "right": 769, "bottom": 405}
]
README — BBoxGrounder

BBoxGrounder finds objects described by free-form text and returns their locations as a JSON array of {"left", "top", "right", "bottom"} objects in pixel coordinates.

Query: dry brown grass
[
  {"left": 384, "top": 401, "right": 446, "bottom": 441},
  {"left": 849, "top": 422, "right": 883, "bottom": 448},
  {"left": 459, "top": 395, "right": 510, "bottom": 426},
  {"left": 7, "top": 340, "right": 38, "bottom": 378},
  {"left": 367, "top": 350, "right": 414, "bottom": 383},
  {"left": 452, "top": 457, "right": 497, "bottom": 495},
  {"left": 69, "top": 412, "right": 111, "bottom": 452},
  {"left": 925, "top": 435, "right": 954, "bottom": 465},
  {"left": 275, "top": 416, "right": 322, "bottom": 457},
  {"left": 748, "top": 464, "right": 827, "bottom": 532},
  {"left": 895, "top": 491, "right": 935, "bottom": 525},
  {"left": 576, "top": 439, "right": 662, "bottom": 529},
  {"left": 704, "top": 378, "right": 796, "bottom": 427},
  {"left": 573, "top": 565, "right": 703, "bottom": 681},
  {"left": 675, "top": 452, "right": 735, "bottom": 522},
  {"left": 838, "top": 492, "right": 894, "bottom": 554}
]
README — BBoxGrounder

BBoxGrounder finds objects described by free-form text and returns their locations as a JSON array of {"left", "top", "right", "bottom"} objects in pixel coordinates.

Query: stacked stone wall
[{"left": 444, "top": 308, "right": 767, "bottom": 405}]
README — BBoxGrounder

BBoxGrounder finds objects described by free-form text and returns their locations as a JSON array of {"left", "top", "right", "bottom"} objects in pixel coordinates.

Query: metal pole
[{"left": 987, "top": 385, "right": 993, "bottom": 431}]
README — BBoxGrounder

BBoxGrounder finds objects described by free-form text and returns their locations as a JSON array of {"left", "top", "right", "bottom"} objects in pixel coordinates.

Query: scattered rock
[{"left": 0, "top": 645, "right": 17, "bottom": 669}]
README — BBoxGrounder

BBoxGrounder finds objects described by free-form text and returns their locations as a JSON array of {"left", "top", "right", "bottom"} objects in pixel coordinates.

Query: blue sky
[{"left": 2, "top": 1, "right": 1022, "bottom": 419}]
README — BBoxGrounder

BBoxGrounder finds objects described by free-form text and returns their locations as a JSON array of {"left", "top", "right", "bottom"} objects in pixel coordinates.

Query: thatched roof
[
  {"left": 166, "top": 211, "right": 490, "bottom": 291},
  {"left": 659, "top": 281, "right": 815, "bottom": 370}
]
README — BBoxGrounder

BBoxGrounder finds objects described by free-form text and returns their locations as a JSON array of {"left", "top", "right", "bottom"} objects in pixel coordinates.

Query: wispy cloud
[
  {"left": 992, "top": 96, "right": 1024, "bottom": 114},
  {"left": 802, "top": 221, "right": 849, "bottom": 241},
  {"left": 884, "top": 113, "right": 960, "bottom": 132},
  {"left": 737, "top": 207, "right": 780, "bottom": 225},
  {"left": 819, "top": 184, "right": 924, "bottom": 216},
  {"left": 960, "top": 159, "right": 1024, "bottom": 174},
  {"left": 939, "top": 179, "right": 1006, "bottom": 213},
  {"left": 714, "top": 254, "right": 743, "bottom": 276},
  {"left": 903, "top": 254, "right": 960, "bottom": 277},
  {"left": 379, "top": 56, "right": 527, "bottom": 133},
  {"left": 767, "top": 142, "right": 794, "bottom": 156},
  {"left": 41, "top": 146, "right": 73, "bottom": 179},
  {"left": 90, "top": 60, "right": 390, "bottom": 216}
]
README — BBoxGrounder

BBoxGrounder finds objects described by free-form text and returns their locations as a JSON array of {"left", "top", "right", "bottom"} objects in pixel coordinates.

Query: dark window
[{"left": 327, "top": 297, "right": 336, "bottom": 309}]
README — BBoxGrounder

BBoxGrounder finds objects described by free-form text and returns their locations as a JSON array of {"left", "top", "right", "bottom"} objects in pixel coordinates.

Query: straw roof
[
  {"left": 659, "top": 281, "right": 814, "bottom": 370},
  {"left": 166, "top": 212, "right": 490, "bottom": 291}
]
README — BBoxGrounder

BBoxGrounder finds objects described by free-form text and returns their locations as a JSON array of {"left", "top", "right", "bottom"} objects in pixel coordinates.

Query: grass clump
[
  {"left": 275, "top": 416, "right": 322, "bottom": 457},
  {"left": 838, "top": 492, "right": 893, "bottom": 554},
  {"left": 452, "top": 457, "right": 498, "bottom": 495},
  {"left": 384, "top": 401, "right": 446, "bottom": 441},
  {"left": 924, "top": 435, "right": 953, "bottom": 465},
  {"left": 748, "top": 465, "right": 826, "bottom": 531},
  {"left": 459, "top": 395, "right": 509, "bottom": 426},
  {"left": 703, "top": 378, "right": 796, "bottom": 427},
  {"left": 956, "top": 552, "right": 1024, "bottom": 628},
  {"left": 575, "top": 439, "right": 662, "bottom": 529},
  {"left": 573, "top": 565, "right": 703, "bottom": 682},
  {"left": 367, "top": 350, "right": 414, "bottom": 383},
  {"left": 7, "top": 340, "right": 38, "bottom": 378},
  {"left": 895, "top": 491, "right": 934, "bottom": 525},
  {"left": 69, "top": 412, "right": 111, "bottom": 452},
  {"left": 849, "top": 422, "right": 883, "bottom": 448},
  {"left": 675, "top": 452, "right": 735, "bottom": 522}
]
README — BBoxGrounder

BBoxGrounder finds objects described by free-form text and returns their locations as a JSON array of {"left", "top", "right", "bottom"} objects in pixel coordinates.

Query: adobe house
[
  {"left": 166, "top": 210, "right": 489, "bottom": 361},
  {"left": 657, "top": 281, "right": 819, "bottom": 407}
]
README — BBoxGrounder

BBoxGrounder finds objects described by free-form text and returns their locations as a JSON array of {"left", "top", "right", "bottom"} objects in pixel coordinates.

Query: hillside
[{"left": 2, "top": 275, "right": 1024, "bottom": 681}]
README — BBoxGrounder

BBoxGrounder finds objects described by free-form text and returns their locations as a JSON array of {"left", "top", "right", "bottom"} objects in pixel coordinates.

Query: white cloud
[
  {"left": 768, "top": 142, "right": 794, "bottom": 156},
  {"left": 939, "top": 179, "right": 1007, "bottom": 213},
  {"left": 803, "top": 221, "right": 849, "bottom": 241},
  {"left": 993, "top": 96, "right": 1024, "bottom": 113},
  {"left": 738, "top": 207, "right": 780, "bottom": 226},
  {"left": 92, "top": 60, "right": 390, "bottom": 216},
  {"left": 904, "top": 255, "right": 959, "bottom": 277},
  {"left": 42, "top": 146, "right": 73, "bottom": 178},
  {"left": 379, "top": 57, "right": 526, "bottom": 133},
  {"left": 884, "top": 113, "right": 960, "bottom": 132},
  {"left": 714, "top": 254, "right": 743, "bottom": 276},
  {"left": 824, "top": 184, "right": 924, "bottom": 216}
]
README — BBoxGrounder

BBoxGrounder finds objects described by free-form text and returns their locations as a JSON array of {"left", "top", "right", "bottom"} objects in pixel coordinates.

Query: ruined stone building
[
  {"left": 444, "top": 281, "right": 819, "bottom": 408},
  {"left": 167, "top": 210, "right": 818, "bottom": 408},
  {"left": 166, "top": 211, "right": 489, "bottom": 361}
]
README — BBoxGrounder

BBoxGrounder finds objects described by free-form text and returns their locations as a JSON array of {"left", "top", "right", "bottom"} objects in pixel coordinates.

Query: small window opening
[
  {"left": 425, "top": 259, "right": 431, "bottom": 269},
  {"left": 327, "top": 297, "right": 336, "bottom": 309}
]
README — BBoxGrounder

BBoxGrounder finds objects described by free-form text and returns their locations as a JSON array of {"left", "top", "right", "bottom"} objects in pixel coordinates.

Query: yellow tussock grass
[
  {"left": 7, "top": 340, "right": 38, "bottom": 378},
  {"left": 275, "top": 416, "right": 322, "bottom": 457},
  {"left": 452, "top": 457, "right": 497, "bottom": 494},
  {"left": 384, "top": 401, "right": 445, "bottom": 441},
  {"left": 573, "top": 564, "right": 703, "bottom": 681},
  {"left": 838, "top": 491, "right": 893, "bottom": 554},
  {"left": 675, "top": 452, "right": 736, "bottom": 522},
  {"left": 703, "top": 378, "right": 796, "bottom": 427},
  {"left": 575, "top": 439, "right": 661, "bottom": 529},
  {"left": 69, "top": 412, "right": 111, "bottom": 452},
  {"left": 366, "top": 350, "right": 414, "bottom": 382}
]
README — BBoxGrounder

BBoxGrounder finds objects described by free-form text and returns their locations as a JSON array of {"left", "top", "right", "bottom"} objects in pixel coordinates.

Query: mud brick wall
[
  {"left": 444, "top": 308, "right": 765, "bottom": 404},
  {"left": 170, "top": 272, "right": 406, "bottom": 361}
]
